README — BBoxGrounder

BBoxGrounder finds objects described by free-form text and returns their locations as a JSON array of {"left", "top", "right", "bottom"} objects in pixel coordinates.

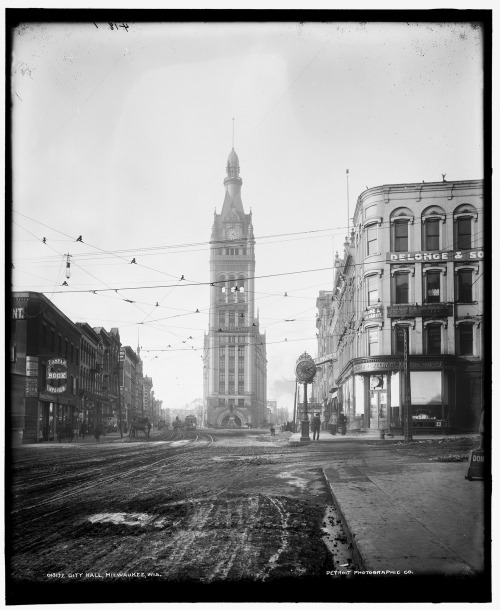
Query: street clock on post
[{"left": 295, "top": 352, "right": 317, "bottom": 383}]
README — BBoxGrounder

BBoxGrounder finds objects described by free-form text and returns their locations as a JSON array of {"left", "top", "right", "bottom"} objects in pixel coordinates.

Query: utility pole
[
  {"left": 117, "top": 361, "right": 123, "bottom": 438},
  {"left": 403, "top": 325, "right": 413, "bottom": 442},
  {"left": 293, "top": 379, "right": 298, "bottom": 432}
]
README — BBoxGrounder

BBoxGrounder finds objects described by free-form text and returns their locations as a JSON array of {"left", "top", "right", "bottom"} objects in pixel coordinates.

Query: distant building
[
  {"left": 203, "top": 149, "right": 267, "bottom": 427},
  {"left": 143, "top": 376, "right": 153, "bottom": 419},
  {"left": 120, "top": 346, "right": 141, "bottom": 425},
  {"left": 313, "top": 290, "right": 337, "bottom": 427},
  {"left": 327, "top": 179, "right": 484, "bottom": 434}
]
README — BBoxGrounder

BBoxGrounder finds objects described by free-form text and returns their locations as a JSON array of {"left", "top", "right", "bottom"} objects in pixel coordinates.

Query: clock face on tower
[
  {"left": 226, "top": 225, "right": 241, "bottom": 240},
  {"left": 296, "top": 359, "right": 317, "bottom": 382}
]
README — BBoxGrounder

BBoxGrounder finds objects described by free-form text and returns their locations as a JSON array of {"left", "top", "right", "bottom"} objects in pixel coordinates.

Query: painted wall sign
[
  {"left": 314, "top": 352, "right": 338, "bottom": 365},
  {"left": 12, "top": 307, "right": 25, "bottom": 319},
  {"left": 26, "top": 377, "right": 38, "bottom": 397},
  {"left": 352, "top": 359, "right": 445, "bottom": 374},
  {"left": 47, "top": 357, "right": 67, "bottom": 394},
  {"left": 387, "top": 304, "right": 453, "bottom": 318},
  {"left": 26, "top": 356, "right": 39, "bottom": 377},
  {"left": 387, "top": 249, "right": 483, "bottom": 263},
  {"left": 364, "top": 306, "right": 383, "bottom": 320}
]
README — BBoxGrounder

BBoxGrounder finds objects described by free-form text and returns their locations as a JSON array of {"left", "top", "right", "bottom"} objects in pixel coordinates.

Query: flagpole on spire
[
  {"left": 346, "top": 169, "right": 350, "bottom": 237},
  {"left": 232, "top": 117, "right": 235, "bottom": 149}
]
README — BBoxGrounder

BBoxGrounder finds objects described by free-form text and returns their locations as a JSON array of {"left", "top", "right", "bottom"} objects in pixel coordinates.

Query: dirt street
[{"left": 6, "top": 429, "right": 480, "bottom": 603}]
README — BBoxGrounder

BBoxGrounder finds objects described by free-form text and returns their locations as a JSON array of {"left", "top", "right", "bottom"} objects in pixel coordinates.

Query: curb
[{"left": 321, "top": 467, "right": 365, "bottom": 571}]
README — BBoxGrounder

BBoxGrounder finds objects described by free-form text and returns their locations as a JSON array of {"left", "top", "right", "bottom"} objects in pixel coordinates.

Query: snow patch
[
  {"left": 88, "top": 513, "right": 167, "bottom": 528},
  {"left": 276, "top": 472, "right": 308, "bottom": 490}
]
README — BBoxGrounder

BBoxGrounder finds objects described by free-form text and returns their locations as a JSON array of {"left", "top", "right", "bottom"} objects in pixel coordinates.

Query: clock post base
[{"left": 300, "top": 420, "right": 311, "bottom": 443}]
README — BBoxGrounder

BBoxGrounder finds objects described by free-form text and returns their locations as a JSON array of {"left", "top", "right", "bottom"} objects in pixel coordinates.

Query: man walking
[{"left": 311, "top": 413, "right": 321, "bottom": 441}]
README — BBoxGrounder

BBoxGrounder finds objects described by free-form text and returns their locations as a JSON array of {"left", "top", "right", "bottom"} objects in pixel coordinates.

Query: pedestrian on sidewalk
[
  {"left": 79, "top": 422, "right": 86, "bottom": 439},
  {"left": 338, "top": 412, "right": 347, "bottom": 436},
  {"left": 94, "top": 424, "right": 102, "bottom": 442},
  {"left": 270, "top": 424, "right": 275, "bottom": 437},
  {"left": 312, "top": 413, "right": 321, "bottom": 440}
]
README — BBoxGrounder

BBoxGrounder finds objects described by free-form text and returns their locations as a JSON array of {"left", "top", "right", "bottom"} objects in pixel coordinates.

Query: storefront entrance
[
  {"left": 39, "top": 402, "right": 55, "bottom": 442},
  {"left": 369, "top": 375, "right": 388, "bottom": 429}
]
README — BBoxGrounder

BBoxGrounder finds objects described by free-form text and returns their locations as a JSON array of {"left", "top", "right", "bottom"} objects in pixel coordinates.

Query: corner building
[
  {"left": 333, "top": 179, "right": 484, "bottom": 434},
  {"left": 203, "top": 149, "right": 267, "bottom": 427}
]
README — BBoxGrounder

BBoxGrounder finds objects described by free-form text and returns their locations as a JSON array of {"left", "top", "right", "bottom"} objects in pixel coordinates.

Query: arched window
[
  {"left": 390, "top": 207, "right": 413, "bottom": 252},
  {"left": 422, "top": 206, "right": 446, "bottom": 251},
  {"left": 453, "top": 205, "right": 478, "bottom": 251}
]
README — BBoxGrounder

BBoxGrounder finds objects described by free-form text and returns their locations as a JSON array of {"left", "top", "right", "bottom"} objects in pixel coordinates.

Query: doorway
[{"left": 369, "top": 375, "right": 388, "bottom": 429}]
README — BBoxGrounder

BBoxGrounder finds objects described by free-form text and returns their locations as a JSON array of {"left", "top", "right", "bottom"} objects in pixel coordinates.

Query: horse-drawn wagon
[{"left": 129, "top": 417, "right": 151, "bottom": 438}]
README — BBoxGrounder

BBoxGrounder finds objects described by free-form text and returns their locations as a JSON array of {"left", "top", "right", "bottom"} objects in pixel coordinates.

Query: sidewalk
[
  {"left": 28, "top": 431, "right": 128, "bottom": 446},
  {"left": 322, "top": 460, "right": 485, "bottom": 576},
  {"left": 287, "top": 431, "right": 465, "bottom": 444},
  {"left": 288, "top": 431, "right": 485, "bottom": 575}
]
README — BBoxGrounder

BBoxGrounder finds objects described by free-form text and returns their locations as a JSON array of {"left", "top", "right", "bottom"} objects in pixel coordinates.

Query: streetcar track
[{"left": 11, "top": 433, "right": 214, "bottom": 521}]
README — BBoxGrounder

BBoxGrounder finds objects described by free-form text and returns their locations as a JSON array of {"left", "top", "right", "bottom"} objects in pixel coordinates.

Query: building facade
[
  {"left": 203, "top": 148, "right": 267, "bottom": 427},
  {"left": 328, "top": 179, "right": 484, "bottom": 434},
  {"left": 93, "top": 326, "right": 122, "bottom": 431},
  {"left": 120, "top": 345, "right": 142, "bottom": 427},
  {"left": 11, "top": 292, "right": 82, "bottom": 444},
  {"left": 312, "top": 290, "right": 338, "bottom": 428}
]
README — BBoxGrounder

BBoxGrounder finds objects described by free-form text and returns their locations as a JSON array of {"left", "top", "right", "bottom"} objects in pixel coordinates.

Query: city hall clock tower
[{"left": 203, "top": 149, "right": 267, "bottom": 427}]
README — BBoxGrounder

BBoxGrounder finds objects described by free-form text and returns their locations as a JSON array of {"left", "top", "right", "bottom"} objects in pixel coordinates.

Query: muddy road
[{"left": 6, "top": 429, "right": 480, "bottom": 603}]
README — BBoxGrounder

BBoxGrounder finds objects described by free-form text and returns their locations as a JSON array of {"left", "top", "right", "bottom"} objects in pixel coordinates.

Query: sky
[{"left": 10, "top": 15, "right": 485, "bottom": 414}]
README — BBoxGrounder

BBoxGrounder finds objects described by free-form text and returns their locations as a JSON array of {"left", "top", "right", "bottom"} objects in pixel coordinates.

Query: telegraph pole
[
  {"left": 292, "top": 379, "right": 298, "bottom": 432},
  {"left": 403, "top": 325, "right": 413, "bottom": 442}
]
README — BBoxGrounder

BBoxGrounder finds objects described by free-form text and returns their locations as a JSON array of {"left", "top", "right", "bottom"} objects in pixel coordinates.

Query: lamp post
[{"left": 295, "top": 352, "right": 317, "bottom": 444}]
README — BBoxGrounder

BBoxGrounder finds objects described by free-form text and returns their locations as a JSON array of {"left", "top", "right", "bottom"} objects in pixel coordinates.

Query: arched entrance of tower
[{"left": 218, "top": 410, "right": 245, "bottom": 427}]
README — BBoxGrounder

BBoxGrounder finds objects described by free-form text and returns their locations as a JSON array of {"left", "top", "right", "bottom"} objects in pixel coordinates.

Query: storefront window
[{"left": 410, "top": 371, "right": 442, "bottom": 404}]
